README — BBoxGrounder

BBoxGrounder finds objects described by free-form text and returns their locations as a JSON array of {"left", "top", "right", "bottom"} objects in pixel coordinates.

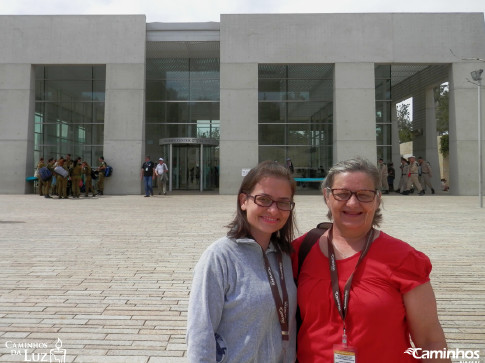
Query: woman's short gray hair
[{"left": 321, "top": 157, "right": 383, "bottom": 227}]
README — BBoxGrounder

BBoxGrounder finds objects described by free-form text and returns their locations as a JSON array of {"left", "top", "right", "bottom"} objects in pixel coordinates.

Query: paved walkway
[{"left": 0, "top": 193, "right": 484, "bottom": 362}]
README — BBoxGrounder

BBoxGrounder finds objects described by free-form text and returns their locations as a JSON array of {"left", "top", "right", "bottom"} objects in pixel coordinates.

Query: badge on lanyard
[
  {"left": 327, "top": 227, "right": 374, "bottom": 363},
  {"left": 333, "top": 344, "right": 356, "bottom": 363}
]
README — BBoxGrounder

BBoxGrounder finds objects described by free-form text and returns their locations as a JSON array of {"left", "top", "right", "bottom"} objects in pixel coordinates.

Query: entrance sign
[{"left": 159, "top": 137, "right": 218, "bottom": 146}]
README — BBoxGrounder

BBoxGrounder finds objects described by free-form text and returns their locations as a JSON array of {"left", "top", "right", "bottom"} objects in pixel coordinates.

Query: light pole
[{"left": 470, "top": 69, "right": 483, "bottom": 208}]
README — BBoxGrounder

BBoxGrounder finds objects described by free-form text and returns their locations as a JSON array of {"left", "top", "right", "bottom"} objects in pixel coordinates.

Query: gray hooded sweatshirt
[{"left": 186, "top": 236, "right": 297, "bottom": 363}]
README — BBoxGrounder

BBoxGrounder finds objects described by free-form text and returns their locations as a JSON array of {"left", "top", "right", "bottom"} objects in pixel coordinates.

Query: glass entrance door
[
  {"left": 163, "top": 142, "right": 219, "bottom": 191},
  {"left": 172, "top": 145, "right": 200, "bottom": 190}
]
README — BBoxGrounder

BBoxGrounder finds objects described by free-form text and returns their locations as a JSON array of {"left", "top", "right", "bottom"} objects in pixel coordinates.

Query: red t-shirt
[{"left": 291, "top": 231, "right": 431, "bottom": 363}]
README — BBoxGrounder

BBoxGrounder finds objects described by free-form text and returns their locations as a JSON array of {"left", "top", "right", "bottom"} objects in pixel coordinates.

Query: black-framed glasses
[
  {"left": 246, "top": 194, "right": 295, "bottom": 211},
  {"left": 327, "top": 188, "right": 378, "bottom": 203}
]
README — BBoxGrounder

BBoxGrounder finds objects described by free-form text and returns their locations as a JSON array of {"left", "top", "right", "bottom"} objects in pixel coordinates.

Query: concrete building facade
[{"left": 1, "top": 13, "right": 484, "bottom": 195}]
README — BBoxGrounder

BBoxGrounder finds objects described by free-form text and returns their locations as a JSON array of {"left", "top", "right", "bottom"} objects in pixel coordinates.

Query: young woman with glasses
[
  {"left": 187, "top": 160, "right": 297, "bottom": 363},
  {"left": 292, "top": 157, "right": 449, "bottom": 363}
]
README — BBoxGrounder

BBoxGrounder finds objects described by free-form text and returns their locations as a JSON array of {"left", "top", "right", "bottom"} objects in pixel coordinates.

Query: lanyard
[
  {"left": 327, "top": 227, "right": 374, "bottom": 344},
  {"left": 262, "top": 247, "right": 290, "bottom": 341}
]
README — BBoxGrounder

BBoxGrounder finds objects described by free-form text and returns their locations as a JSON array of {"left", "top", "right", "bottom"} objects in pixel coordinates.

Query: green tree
[
  {"left": 434, "top": 83, "right": 449, "bottom": 135},
  {"left": 397, "top": 102, "right": 413, "bottom": 143}
]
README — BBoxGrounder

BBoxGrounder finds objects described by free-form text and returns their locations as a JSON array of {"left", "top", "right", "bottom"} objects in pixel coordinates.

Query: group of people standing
[
  {"left": 36, "top": 154, "right": 107, "bottom": 198},
  {"left": 140, "top": 156, "right": 169, "bottom": 197},
  {"left": 187, "top": 158, "right": 450, "bottom": 362},
  {"left": 378, "top": 156, "right": 437, "bottom": 195}
]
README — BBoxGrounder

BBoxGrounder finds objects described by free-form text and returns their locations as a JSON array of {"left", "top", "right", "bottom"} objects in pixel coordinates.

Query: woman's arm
[{"left": 403, "top": 281, "right": 451, "bottom": 362}]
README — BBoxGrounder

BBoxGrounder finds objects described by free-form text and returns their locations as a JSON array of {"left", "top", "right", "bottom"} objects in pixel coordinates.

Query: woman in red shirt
[{"left": 292, "top": 157, "right": 449, "bottom": 363}]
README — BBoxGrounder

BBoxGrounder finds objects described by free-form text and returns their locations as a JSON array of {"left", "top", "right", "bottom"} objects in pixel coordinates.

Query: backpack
[
  {"left": 38, "top": 166, "right": 52, "bottom": 181},
  {"left": 295, "top": 222, "right": 332, "bottom": 331},
  {"left": 104, "top": 165, "right": 113, "bottom": 177}
]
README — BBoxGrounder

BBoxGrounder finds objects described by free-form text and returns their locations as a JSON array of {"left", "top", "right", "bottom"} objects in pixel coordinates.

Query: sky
[{"left": 1, "top": 0, "right": 484, "bottom": 23}]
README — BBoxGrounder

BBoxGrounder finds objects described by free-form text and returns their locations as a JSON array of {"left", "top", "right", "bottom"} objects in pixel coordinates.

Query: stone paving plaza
[{"left": 0, "top": 193, "right": 484, "bottom": 362}]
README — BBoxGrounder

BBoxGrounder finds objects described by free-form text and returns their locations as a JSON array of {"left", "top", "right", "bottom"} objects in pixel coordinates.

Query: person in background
[
  {"left": 70, "top": 158, "right": 82, "bottom": 198},
  {"left": 404, "top": 155, "right": 424, "bottom": 196},
  {"left": 96, "top": 156, "right": 107, "bottom": 195},
  {"left": 292, "top": 157, "right": 449, "bottom": 363},
  {"left": 36, "top": 157, "right": 46, "bottom": 197},
  {"left": 418, "top": 156, "right": 435, "bottom": 194},
  {"left": 155, "top": 157, "right": 169, "bottom": 195},
  {"left": 55, "top": 158, "right": 69, "bottom": 199},
  {"left": 141, "top": 156, "right": 155, "bottom": 197},
  {"left": 377, "top": 158, "right": 389, "bottom": 194},
  {"left": 82, "top": 161, "right": 95, "bottom": 197},
  {"left": 387, "top": 162, "right": 395, "bottom": 192},
  {"left": 187, "top": 160, "right": 298, "bottom": 363}
]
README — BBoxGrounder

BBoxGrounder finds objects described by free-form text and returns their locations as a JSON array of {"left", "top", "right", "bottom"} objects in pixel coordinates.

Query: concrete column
[
  {"left": 219, "top": 63, "right": 259, "bottom": 194},
  {"left": 424, "top": 87, "right": 441, "bottom": 192},
  {"left": 391, "top": 102, "right": 401, "bottom": 176},
  {"left": 449, "top": 62, "right": 485, "bottom": 195},
  {"left": 0, "top": 64, "right": 35, "bottom": 193},
  {"left": 333, "top": 63, "right": 377, "bottom": 163},
  {"left": 103, "top": 63, "right": 146, "bottom": 195}
]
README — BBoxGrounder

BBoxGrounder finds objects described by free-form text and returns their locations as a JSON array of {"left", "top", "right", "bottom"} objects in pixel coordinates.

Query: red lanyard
[
  {"left": 327, "top": 227, "right": 374, "bottom": 343},
  {"left": 262, "top": 248, "right": 290, "bottom": 341}
]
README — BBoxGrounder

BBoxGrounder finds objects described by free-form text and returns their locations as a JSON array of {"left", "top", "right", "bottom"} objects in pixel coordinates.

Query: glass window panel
[
  {"left": 190, "top": 80, "right": 220, "bottom": 101},
  {"left": 34, "top": 66, "right": 45, "bottom": 80},
  {"left": 376, "top": 124, "right": 392, "bottom": 145},
  {"left": 258, "top": 145, "right": 332, "bottom": 178},
  {"left": 93, "top": 81, "right": 106, "bottom": 101},
  {"left": 190, "top": 58, "right": 220, "bottom": 79},
  {"left": 259, "top": 124, "right": 287, "bottom": 145},
  {"left": 190, "top": 102, "right": 219, "bottom": 121},
  {"left": 44, "top": 81, "right": 94, "bottom": 102},
  {"left": 147, "top": 123, "right": 198, "bottom": 139},
  {"left": 44, "top": 66, "right": 93, "bottom": 80},
  {"left": 260, "top": 124, "right": 333, "bottom": 146},
  {"left": 35, "top": 80, "right": 45, "bottom": 101},
  {"left": 35, "top": 65, "right": 105, "bottom": 163},
  {"left": 146, "top": 80, "right": 168, "bottom": 101},
  {"left": 259, "top": 102, "right": 285, "bottom": 123},
  {"left": 288, "top": 80, "right": 333, "bottom": 101},
  {"left": 93, "top": 66, "right": 106, "bottom": 80},
  {"left": 375, "top": 79, "right": 391, "bottom": 101},
  {"left": 146, "top": 102, "right": 191, "bottom": 123},
  {"left": 259, "top": 79, "right": 286, "bottom": 101},
  {"left": 258, "top": 64, "right": 287, "bottom": 79},
  {"left": 377, "top": 146, "right": 392, "bottom": 162},
  {"left": 287, "top": 102, "right": 333, "bottom": 123},
  {"left": 93, "top": 103, "right": 104, "bottom": 123},
  {"left": 375, "top": 65, "right": 391, "bottom": 79},
  {"left": 376, "top": 101, "right": 391, "bottom": 123},
  {"left": 287, "top": 64, "right": 333, "bottom": 79},
  {"left": 146, "top": 59, "right": 189, "bottom": 80},
  {"left": 165, "top": 80, "right": 189, "bottom": 100}
]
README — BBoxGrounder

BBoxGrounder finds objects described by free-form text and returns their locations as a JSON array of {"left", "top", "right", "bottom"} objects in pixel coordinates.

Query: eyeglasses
[
  {"left": 327, "top": 188, "right": 378, "bottom": 203},
  {"left": 246, "top": 194, "right": 295, "bottom": 211}
]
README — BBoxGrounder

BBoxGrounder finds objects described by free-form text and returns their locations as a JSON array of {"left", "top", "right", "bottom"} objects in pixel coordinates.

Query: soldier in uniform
[
  {"left": 43, "top": 158, "right": 55, "bottom": 198},
  {"left": 418, "top": 156, "right": 435, "bottom": 194},
  {"left": 398, "top": 158, "right": 409, "bottom": 193},
  {"left": 70, "top": 158, "right": 82, "bottom": 198},
  {"left": 377, "top": 158, "right": 389, "bottom": 194},
  {"left": 64, "top": 154, "right": 74, "bottom": 197},
  {"left": 404, "top": 156, "right": 424, "bottom": 195},
  {"left": 55, "top": 158, "right": 69, "bottom": 199},
  {"left": 36, "top": 157, "right": 46, "bottom": 196},
  {"left": 96, "top": 156, "right": 107, "bottom": 195},
  {"left": 82, "top": 161, "right": 95, "bottom": 197}
]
